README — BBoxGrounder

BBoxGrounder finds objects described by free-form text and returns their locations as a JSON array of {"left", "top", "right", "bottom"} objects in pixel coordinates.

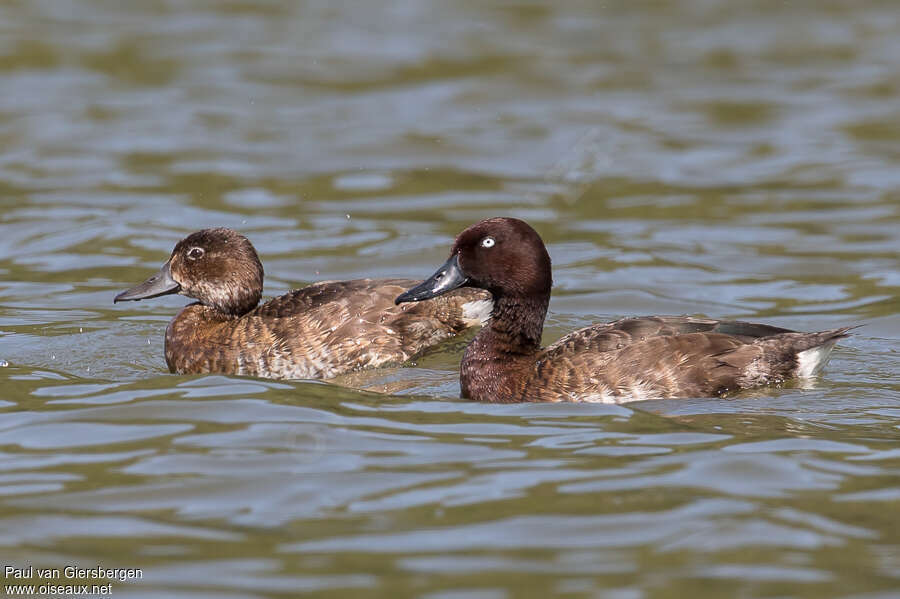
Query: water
[{"left": 1, "top": 1, "right": 899, "bottom": 597}]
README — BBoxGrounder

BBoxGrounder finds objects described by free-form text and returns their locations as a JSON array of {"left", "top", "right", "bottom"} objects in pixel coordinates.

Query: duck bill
[
  {"left": 395, "top": 254, "right": 469, "bottom": 304},
  {"left": 114, "top": 262, "right": 180, "bottom": 303}
]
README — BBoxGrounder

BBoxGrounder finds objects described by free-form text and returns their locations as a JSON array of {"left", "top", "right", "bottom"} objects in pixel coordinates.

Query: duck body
[
  {"left": 164, "top": 278, "right": 488, "bottom": 379},
  {"left": 116, "top": 229, "right": 491, "bottom": 380},
  {"left": 396, "top": 217, "right": 853, "bottom": 404},
  {"left": 460, "top": 313, "right": 851, "bottom": 403}
]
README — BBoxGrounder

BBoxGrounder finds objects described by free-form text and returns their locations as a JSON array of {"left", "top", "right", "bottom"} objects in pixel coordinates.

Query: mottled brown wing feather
[
  {"left": 252, "top": 279, "right": 417, "bottom": 318},
  {"left": 542, "top": 316, "right": 795, "bottom": 359}
]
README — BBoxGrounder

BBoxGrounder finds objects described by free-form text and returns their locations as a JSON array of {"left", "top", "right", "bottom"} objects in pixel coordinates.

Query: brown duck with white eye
[
  {"left": 115, "top": 228, "right": 492, "bottom": 380},
  {"left": 396, "top": 217, "right": 854, "bottom": 403}
]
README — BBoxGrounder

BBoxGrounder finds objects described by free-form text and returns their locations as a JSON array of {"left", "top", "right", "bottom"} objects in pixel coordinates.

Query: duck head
[
  {"left": 396, "top": 217, "right": 551, "bottom": 303},
  {"left": 114, "top": 228, "right": 264, "bottom": 317}
]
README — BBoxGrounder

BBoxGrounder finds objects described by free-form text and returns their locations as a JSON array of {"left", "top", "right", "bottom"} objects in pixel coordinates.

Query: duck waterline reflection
[{"left": 1, "top": 1, "right": 899, "bottom": 597}]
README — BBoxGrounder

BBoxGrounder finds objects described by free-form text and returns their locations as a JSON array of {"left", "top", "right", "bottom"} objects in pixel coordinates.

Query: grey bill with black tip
[
  {"left": 395, "top": 254, "right": 469, "bottom": 304},
  {"left": 114, "top": 262, "right": 180, "bottom": 303}
]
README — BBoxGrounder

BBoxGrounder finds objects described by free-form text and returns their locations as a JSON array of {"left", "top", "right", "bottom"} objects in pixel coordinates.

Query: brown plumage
[
  {"left": 114, "top": 228, "right": 491, "bottom": 380},
  {"left": 395, "top": 217, "right": 854, "bottom": 404}
]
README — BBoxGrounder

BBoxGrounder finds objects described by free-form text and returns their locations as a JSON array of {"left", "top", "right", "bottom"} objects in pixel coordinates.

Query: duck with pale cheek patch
[
  {"left": 396, "top": 217, "right": 855, "bottom": 404},
  {"left": 115, "top": 228, "right": 491, "bottom": 380}
]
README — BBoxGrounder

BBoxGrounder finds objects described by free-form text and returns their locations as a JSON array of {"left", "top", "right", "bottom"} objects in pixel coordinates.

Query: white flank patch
[
  {"left": 576, "top": 380, "right": 664, "bottom": 404},
  {"left": 796, "top": 341, "right": 837, "bottom": 379},
  {"left": 462, "top": 299, "right": 493, "bottom": 326},
  {"left": 577, "top": 388, "right": 618, "bottom": 404}
]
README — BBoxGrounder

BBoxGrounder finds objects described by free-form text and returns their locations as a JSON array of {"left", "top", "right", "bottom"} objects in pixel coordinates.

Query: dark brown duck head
[
  {"left": 114, "top": 228, "right": 264, "bottom": 317},
  {"left": 396, "top": 217, "right": 552, "bottom": 302},
  {"left": 396, "top": 217, "right": 552, "bottom": 352}
]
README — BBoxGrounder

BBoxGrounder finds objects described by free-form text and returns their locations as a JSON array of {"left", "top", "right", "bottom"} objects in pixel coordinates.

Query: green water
[{"left": 1, "top": 1, "right": 898, "bottom": 597}]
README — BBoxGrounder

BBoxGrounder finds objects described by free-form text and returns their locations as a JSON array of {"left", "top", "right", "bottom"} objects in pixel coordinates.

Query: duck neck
[
  {"left": 460, "top": 292, "right": 548, "bottom": 402},
  {"left": 476, "top": 292, "right": 548, "bottom": 356},
  {"left": 193, "top": 280, "right": 261, "bottom": 319},
  {"left": 222, "top": 291, "right": 260, "bottom": 319}
]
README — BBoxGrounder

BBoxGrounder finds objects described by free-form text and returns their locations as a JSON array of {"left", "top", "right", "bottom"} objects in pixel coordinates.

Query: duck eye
[
  {"left": 480, "top": 236, "right": 496, "bottom": 249},
  {"left": 187, "top": 247, "right": 205, "bottom": 260}
]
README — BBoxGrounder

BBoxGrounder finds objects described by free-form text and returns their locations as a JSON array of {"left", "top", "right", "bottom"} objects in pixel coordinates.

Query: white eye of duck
[
  {"left": 187, "top": 247, "right": 205, "bottom": 260},
  {"left": 480, "top": 236, "right": 495, "bottom": 248}
]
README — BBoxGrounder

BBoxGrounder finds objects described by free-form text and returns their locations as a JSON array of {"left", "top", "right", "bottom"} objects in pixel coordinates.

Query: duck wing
[
  {"left": 253, "top": 279, "right": 417, "bottom": 317},
  {"left": 542, "top": 315, "right": 794, "bottom": 357},
  {"left": 255, "top": 279, "right": 488, "bottom": 325}
]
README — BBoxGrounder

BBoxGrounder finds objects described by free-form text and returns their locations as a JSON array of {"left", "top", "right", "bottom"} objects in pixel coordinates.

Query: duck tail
[{"left": 791, "top": 326, "right": 858, "bottom": 379}]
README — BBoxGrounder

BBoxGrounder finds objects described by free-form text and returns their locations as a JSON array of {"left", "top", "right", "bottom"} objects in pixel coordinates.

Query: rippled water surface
[{"left": 1, "top": 1, "right": 899, "bottom": 597}]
